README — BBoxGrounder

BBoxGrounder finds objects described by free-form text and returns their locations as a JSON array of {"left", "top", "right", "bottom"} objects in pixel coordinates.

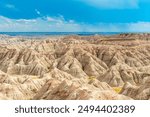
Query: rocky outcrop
[
  {"left": 121, "top": 78, "right": 150, "bottom": 100},
  {"left": 34, "top": 79, "right": 131, "bottom": 100}
]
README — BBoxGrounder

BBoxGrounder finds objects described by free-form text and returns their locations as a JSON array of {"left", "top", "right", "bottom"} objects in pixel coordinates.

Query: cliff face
[{"left": 0, "top": 34, "right": 150, "bottom": 100}]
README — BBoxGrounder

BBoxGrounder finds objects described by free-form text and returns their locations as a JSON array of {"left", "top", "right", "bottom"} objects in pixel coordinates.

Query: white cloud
[
  {"left": 5, "top": 4, "right": 16, "bottom": 9},
  {"left": 0, "top": 16, "right": 82, "bottom": 32},
  {"left": 0, "top": 15, "right": 150, "bottom": 32},
  {"left": 127, "top": 22, "right": 150, "bottom": 32},
  {"left": 77, "top": 0, "right": 139, "bottom": 9},
  {"left": 35, "top": 9, "right": 41, "bottom": 15},
  {"left": 82, "top": 22, "right": 150, "bottom": 32}
]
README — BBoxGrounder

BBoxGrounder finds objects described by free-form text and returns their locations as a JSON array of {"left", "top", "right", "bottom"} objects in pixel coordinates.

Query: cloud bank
[
  {"left": 78, "top": 0, "right": 139, "bottom": 9},
  {"left": 0, "top": 15, "right": 150, "bottom": 32},
  {"left": 0, "top": 16, "right": 82, "bottom": 32}
]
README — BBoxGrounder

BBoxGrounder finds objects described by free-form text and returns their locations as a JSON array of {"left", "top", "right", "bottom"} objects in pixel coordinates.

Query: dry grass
[
  {"left": 88, "top": 76, "right": 96, "bottom": 81},
  {"left": 113, "top": 87, "right": 122, "bottom": 93}
]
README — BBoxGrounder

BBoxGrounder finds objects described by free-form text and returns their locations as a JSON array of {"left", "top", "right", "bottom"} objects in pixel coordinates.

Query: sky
[{"left": 0, "top": 0, "right": 150, "bottom": 32}]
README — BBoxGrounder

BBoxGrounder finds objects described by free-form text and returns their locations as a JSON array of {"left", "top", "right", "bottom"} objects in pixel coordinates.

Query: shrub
[
  {"left": 88, "top": 76, "right": 96, "bottom": 81},
  {"left": 113, "top": 87, "right": 122, "bottom": 93}
]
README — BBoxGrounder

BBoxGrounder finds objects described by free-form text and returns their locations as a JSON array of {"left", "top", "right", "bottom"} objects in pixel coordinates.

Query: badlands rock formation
[
  {"left": 0, "top": 34, "right": 150, "bottom": 100},
  {"left": 33, "top": 79, "right": 131, "bottom": 100}
]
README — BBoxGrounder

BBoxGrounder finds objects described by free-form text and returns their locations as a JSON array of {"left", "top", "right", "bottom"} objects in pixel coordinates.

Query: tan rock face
[
  {"left": 0, "top": 34, "right": 150, "bottom": 100},
  {"left": 33, "top": 79, "right": 131, "bottom": 100},
  {"left": 121, "top": 79, "right": 150, "bottom": 100}
]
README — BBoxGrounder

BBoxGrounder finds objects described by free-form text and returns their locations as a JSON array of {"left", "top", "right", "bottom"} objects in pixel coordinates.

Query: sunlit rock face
[{"left": 0, "top": 34, "right": 150, "bottom": 100}]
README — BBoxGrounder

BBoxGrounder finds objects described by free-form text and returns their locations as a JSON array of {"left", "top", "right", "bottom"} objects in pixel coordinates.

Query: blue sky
[{"left": 0, "top": 0, "right": 150, "bottom": 32}]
